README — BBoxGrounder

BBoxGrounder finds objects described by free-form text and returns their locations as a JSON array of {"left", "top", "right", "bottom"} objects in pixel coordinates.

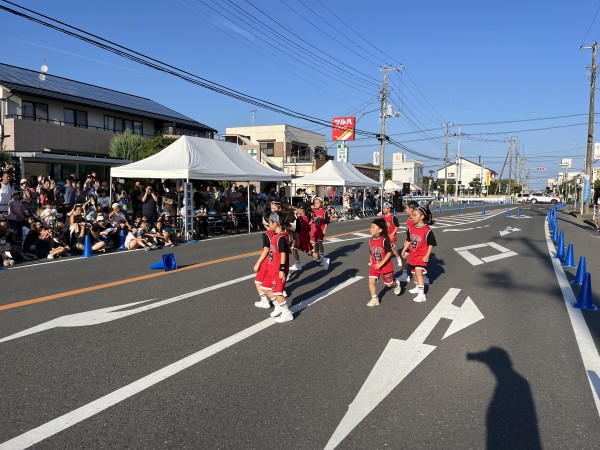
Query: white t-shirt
[{"left": 0, "top": 182, "right": 13, "bottom": 212}]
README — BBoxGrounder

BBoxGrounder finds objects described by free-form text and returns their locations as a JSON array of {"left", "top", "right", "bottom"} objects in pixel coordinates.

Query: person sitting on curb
[
  {"left": 74, "top": 221, "right": 106, "bottom": 254},
  {"left": 47, "top": 228, "right": 71, "bottom": 259},
  {"left": 124, "top": 225, "right": 152, "bottom": 250}
]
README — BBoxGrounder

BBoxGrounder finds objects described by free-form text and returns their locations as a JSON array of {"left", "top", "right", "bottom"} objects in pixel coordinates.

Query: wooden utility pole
[{"left": 582, "top": 41, "right": 597, "bottom": 214}]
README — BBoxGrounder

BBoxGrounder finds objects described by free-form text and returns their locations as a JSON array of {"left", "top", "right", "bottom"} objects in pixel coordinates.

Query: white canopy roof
[
  {"left": 293, "top": 160, "right": 380, "bottom": 187},
  {"left": 384, "top": 180, "right": 422, "bottom": 192},
  {"left": 110, "top": 136, "right": 291, "bottom": 182}
]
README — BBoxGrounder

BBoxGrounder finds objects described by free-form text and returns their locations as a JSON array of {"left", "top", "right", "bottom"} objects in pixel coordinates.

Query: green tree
[
  {"left": 0, "top": 149, "right": 20, "bottom": 179},
  {"left": 109, "top": 129, "right": 146, "bottom": 161},
  {"left": 140, "top": 135, "right": 177, "bottom": 160}
]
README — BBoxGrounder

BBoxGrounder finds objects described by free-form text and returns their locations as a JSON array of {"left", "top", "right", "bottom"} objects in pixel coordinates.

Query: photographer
[
  {"left": 113, "top": 183, "right": 128, "bottom": 211},
  {"left": 75, "top": 220, "right": 106, "bottom": 254},
  {"left": 141, "top": 184, "right": 158, "bottom": 225}
]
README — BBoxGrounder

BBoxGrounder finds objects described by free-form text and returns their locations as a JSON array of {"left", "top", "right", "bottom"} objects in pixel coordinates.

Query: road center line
[{"left": 0, "top": 276, "right": 363, "bottom": 450}]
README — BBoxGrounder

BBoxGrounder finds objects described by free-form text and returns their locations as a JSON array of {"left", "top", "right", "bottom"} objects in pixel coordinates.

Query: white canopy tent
[
  {"left": 110, "top": 136, "right": 291, "bottom": 236},
  {"left": 384, "top": 180, "right": 422, "bottom": 192},
  {"left": 293, "top": 160, "right": 379, "bottom": 188},
  {"left": 293, "top": 160, "right": 379, "bottom": 213}
]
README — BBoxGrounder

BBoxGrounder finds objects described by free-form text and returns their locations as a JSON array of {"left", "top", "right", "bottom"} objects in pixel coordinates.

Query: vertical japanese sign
[
  {"left": 185, "top": 182, "right": 194, "bottom": 239},
  {"left": 485, "top": 170, "right": 491, "bottom": 186},
  {"left": 336, "top": 143, "right": 348, "bottom": 162},
  {"left": 583, "top": 175, "right": 591, "bottom": 203},
  {"left": 332, "top": 116, "right": 355, "bottom": 141}
]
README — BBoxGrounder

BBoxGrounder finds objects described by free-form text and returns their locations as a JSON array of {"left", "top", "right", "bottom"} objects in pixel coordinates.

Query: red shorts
[
  {"left": 261, "top": 271, "right": 287, "bottom": 295},
  {"left": 369, "top": 266, "right": 395, "bottom": 285},
  {"left": 255, "top": 261, "right": 269, "bottom": 284},
  {"left": 311, "top": 230, "right": 324, "bottom": 243},
  {"left": 407, "top": 263, "right": 428, "bottom": 275},
  {"left": 293, "top": 234, "right": 313, "bottom": 254}
]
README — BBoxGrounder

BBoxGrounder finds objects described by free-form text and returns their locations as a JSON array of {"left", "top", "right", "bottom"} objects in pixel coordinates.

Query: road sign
[
  {"left": 336, "top": 143, "right": 348, "bottom": 163},
  {"left": 561, "top": 158, "right": 572, "bottom": 168},
  {"left": 373, "top": 151, "right": 380, "bottom": 165},
  {"left": 332, "top": 116, "right": 355, "bottom": 141}
]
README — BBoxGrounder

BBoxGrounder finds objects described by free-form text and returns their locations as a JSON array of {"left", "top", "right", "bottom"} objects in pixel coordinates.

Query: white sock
[{"left": 417, "top": 285, "right": 425, "bottom": 295}]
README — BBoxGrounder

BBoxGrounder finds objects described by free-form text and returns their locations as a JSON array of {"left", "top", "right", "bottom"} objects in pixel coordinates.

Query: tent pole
[
  {"left": 363, "top": 188, "right": 366, "bottom": 215},
  {"left": 185, "top": 178, "right": 189, "bottom": 241},
  {"left": 247, "top": 183, "right": 251, "bottom": 234},
  {"left": 109, "top": 177, "right": 113, "bottom": 207}
]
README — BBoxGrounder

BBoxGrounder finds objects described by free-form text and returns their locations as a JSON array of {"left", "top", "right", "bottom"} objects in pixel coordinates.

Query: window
[
  {"left": 291, "top": 142, "right": 310, "bottom": 161},
  {"left": 448, "top": 172, "right": 455, "bottom": 178},
  {"left": 22, "top": 101, "right": 48, "bottom": 121},
  {"left": 64, "top": 108, "right": 88, "bottom": 128},
  {"left": 260, "top": 142, "right": 275, "bottom": 157},
  {"left": 104, "top": 115, "right": 143, "bottom": 135}
]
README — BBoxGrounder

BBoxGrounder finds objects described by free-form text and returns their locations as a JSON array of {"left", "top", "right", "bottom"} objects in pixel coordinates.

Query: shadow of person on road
[{"left": 467, "top": 347, "right": 541, "bottom": 450}]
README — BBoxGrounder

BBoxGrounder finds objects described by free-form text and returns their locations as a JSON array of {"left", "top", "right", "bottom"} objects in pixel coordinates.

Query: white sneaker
[
  {"left": 254, "top": 296, "right": 271, "bottom": 309},
  {"left": 47, "top": 253, "right": 54, "bottom": 260},
  {"left": 393, "top": 281, "right": 401, "bottom": 295},
  {"left": 274, "top": 308, "right": 294, "bottom": 323},
  {"left": 408, "top": 286, "right": 420, "bottom": 294},
  {"left": 321, "top": 257, "right": 330, "bottom": 270},
  {"left": 270, "top": 302, "right": 283, "bottom": 317},
  {"left": 289, "top": 261, "right": 302, "bottom": 271},
  {"left": 367, "top": 297, "right": 379, "bottom": 307},
  {"left": 413, "top": 293, "right": 427, "bottom": 303}
]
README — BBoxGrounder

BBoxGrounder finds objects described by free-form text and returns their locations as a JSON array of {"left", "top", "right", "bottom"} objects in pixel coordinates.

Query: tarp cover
[
  {"left": 293, "top": 160, "right": 379, "bottom": 187},
  {"left": 110, "top": 136, "right": 291, "bottom": 181}
]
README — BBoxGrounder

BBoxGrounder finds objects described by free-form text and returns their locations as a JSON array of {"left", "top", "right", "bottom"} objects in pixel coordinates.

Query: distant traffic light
[{"left": 537, "top": 167, "right": 545, "bottom": 171}]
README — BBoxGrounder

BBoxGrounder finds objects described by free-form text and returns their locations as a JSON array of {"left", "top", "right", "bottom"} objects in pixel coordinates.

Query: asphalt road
[{"left": 1, "top": 204, "right": 599, "bottom": 449}]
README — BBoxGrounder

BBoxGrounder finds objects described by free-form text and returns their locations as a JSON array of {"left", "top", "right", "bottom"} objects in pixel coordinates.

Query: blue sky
[{"left": 2, "top": 0, "right": 599, "bottom": 189}]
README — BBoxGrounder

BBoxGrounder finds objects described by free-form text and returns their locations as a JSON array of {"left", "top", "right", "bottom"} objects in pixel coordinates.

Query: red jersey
[
  {"left": 369, "top": 236, "right": 394, "bottom": 273},
  {"left": 310, "top": 207, "right": 328, "bottom": 235},
  {"left": 382, "top": 212, "right": 400, "bottom": 243},
  {"left": 267, "top": 231, "right": 290, "bottom": 276},
  {"left": 406, "top": 224, "right": 436, "bottom": 266},
  {"left": 255, "top": 229, "right": 275, "bottom": 284},
  {"left": 293, "top": 215, "right": 312, "bottom": 254}
]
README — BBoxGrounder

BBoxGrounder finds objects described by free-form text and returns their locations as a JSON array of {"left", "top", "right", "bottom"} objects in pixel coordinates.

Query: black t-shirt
[{"left": 142, "top": 196, "right": 156, "bottom": 215}]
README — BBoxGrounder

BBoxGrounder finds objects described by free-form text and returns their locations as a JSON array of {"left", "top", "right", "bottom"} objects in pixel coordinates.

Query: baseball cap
[
  {"left": 112, "top": 203, "right": 120, "bottom": 209},
  {"left": 20, "top": 178, "right": 29, "bottom": 185}
]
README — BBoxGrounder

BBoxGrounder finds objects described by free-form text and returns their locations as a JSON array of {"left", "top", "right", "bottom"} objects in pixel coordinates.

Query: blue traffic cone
[
  {"left": 572, "top": 273, "right": 597, "bottom": 311},
  {"left": 457, "top": 205, "right": 461, "bottom": 214},
  {"left": 150, "top": 253, "right": 177, "bottom": 272},
  {"left": 118, "top": 229, "right": 126, "bottom": 250},
  {"left": 555, "top": 231, "right": 565, "bottom": 260},
  {"left": 438, "top": 205, "right": 442, "bottom": 214},
  {"left": 552, "top": 222, "right": 558, "bottom": 243},
  {"left": 482, "top": 207, "right": 486, "bottom": 215},
  {"left": 81, "top": 233, "right": 93, "bottom": 258},
  {"left": 446, "top": 203, "right": 449, "bottom": 210},
  {"left": 571, "top": 256, "right": 587, "bottom": 286},
  {"left": 562, "top": 244, "right": 575, "bottom": 268},
  {"left": 517, "top": 209, "right": 521, "bottom": 217},
  {"left": 506, "top": 209, "right": 510, "bottom": 216}
]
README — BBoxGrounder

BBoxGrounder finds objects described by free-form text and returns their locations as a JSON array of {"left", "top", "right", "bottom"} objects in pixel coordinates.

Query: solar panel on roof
[{"left": 0, "top": 63, "right": 216, "bottom": 131}]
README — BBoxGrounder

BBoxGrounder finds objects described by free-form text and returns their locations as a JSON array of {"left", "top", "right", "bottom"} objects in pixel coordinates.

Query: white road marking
[
  {"left": 325, "top": 237, "right": 344, "bottom": 243},
  {"left": 454, "top": 242, "right": 517, "bottom": 266},
  {"left": 0, "top": 276, "right": 363, "bottom": 450},
  {"left": 544, "top": 221, "right": 600, "bottom": 417},
  {"left": 352, "top": 232, "right": 371, "bottom": 238},
  {"left": 324, "top": 288, "right": 483, "bottom": 449},
  {"left": 0, "top": 275, "right": 256, "bottom": 344},
  {"left": 499, "top": 226, "right": 521, "bottom": 236},
  {"left": 442, "top": 225, "right": 490, "bottom": 232}
]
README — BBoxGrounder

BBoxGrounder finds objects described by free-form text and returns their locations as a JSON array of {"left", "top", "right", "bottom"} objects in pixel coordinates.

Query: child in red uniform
[
  {"left": 290, "top": 202, "right": 312, "bottom": 271},
  {"left": 400, "top": 200, "right": 419, "bottom": 282},
  {"left": 401, "top": 206, "right": 437, "bottom": 303},
  {"left": 261, "top": 211, "right": 293, "bottom": 323},
  {"left": 254, "top": 213, "right": 275, "bottom": 309},
  {"left": 310, "top": 197, "right": 330, "bottom": 270},
  {"left": 382, "top": 202, "right": 401, "bottom": 265},
  {"left": 367, "top": 218, "right": 402, "bottom": 307}
]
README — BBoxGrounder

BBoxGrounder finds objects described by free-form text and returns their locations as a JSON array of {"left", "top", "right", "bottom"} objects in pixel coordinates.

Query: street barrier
[
  {"left": 150, "top": 253, "right": 178, "bottom": 272},
  {"left": 562, "top": 244, "right": 575, "bottom": 268},
  {"left": 572, "top": 257, "right": 587, "bottom": 286},
  {"left": 81, "top": 234, "right": 93, "bottom": 258},
  {"left": 572, "top": 273, "right": 597, "bottom": 311}
]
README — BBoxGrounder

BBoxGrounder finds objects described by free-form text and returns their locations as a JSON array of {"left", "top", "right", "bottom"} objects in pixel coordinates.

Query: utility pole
[
  {"left": 453, "top": 126, "right": 463, "bottom": 201},
  {"left": 508, "top": 135, "right": 514, "bottom": 195},
  {"left": 581, "top": 41, "right": 597, "bottom": 214},
  {"left": 443, "top": 122, "right": 451, "bottom": 201},
  {"left": 479, "top": 156, "right": 484, "bottom": 197},
  {"left": 378, "top": 65, "right": 402, "bottom": 211}
]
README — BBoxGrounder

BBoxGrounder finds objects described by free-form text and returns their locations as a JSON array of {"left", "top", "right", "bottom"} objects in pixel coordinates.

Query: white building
[
  {"left": 435, "top": 158, "right": 497, "bottom": 192},
  {"left": 391, "top": 153, "right": 423, "bottom": 188},
  {"left": 222, "top": 125, "right": 327, "bottom": 179}
]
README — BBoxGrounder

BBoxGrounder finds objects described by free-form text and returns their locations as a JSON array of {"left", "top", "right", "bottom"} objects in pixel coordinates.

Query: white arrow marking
[
  {"left": 0, "top": 274, "right": 255, "bottom": 344},
  {"left": 499, "top": 226, "right": 521, "bottom": 236},
  {"left": 0, "top": 276, "right": 363, "bottom": 450},
  {"left": 324, "top": 288, "right": 484, "bottom": 450}
]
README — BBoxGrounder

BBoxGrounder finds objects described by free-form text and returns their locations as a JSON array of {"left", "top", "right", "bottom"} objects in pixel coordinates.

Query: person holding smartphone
[{"left": 141, "top": 185, "right": 158, "bottom": 226}]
